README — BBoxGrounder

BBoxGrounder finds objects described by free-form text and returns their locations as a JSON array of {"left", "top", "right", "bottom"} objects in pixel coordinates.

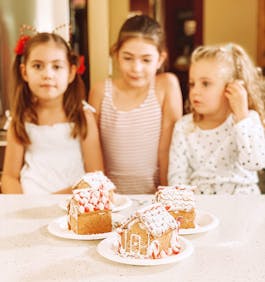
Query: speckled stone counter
[{"left": 1, "top": 194, "right": 265, "bottom": 282}]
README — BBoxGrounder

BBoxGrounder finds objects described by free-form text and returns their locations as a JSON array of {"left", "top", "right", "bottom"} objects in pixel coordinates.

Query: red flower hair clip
[
  {"left": 14, "top": 35, "right": 31, "bottom": 55},
  {"left": 77, "top": 55, "right": 86, "bottom": 75}
]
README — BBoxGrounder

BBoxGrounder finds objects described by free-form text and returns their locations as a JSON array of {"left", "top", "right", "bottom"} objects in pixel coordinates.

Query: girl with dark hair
[
  {"left": 89, "top": 15, "right": 183, "bottom": 194},
  {"left": 2, "top": 32, "right": 103, "bottom": 194}
]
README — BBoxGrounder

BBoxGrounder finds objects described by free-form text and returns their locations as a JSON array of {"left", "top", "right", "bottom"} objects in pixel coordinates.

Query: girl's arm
[
  {"left": 168, "top": 121, "right": 192, "bottom": 186},
  {"left": 52, "top": 186, "right": 72, "bottom": 194},
  {"left": 235, "top": 111, "right": 265, "bottom": 170},
  {"left": 80, "top": 109, "right": 104, "bottom": 172},
  {"left": 53, "top": 108, "right": 104, "bottom": 195},
  {"left": 1, "top": 125, "right": 24, "bottom": 193},
  {"left": 88, "top": 81, "right": 105, "bottom": 124},
  {"left": 51, "top": 83, "right": 106, "bottom": 195},
  {"left": 158, "top": 73, "right": 183, "bottom": 185}
]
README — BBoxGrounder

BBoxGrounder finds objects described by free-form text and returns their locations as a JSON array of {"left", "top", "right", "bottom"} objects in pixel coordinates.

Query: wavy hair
[{"left": 187, "top": 43, "right": 265, "bottom": 126}]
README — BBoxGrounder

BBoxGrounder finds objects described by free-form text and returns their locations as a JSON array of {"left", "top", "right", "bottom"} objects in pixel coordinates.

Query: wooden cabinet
[
  {"left": 164, "top": 0, "right": 203, "bottom": 104},
  {"left": 130, "top": 0, "right": 151, "bottom": 15},
  {"left": 70, "top": 0, "right": 89, "bottom": 92}
]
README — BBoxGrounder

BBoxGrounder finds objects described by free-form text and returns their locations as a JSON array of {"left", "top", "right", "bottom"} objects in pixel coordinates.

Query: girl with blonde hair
[{"left": 168, "top": 43, "right": 265, "bottom": 194}]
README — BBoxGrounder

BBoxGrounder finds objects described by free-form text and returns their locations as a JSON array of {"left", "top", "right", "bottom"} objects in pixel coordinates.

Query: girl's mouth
[{"left": 40, "top": 84, "right": 55, "bottom": 88}]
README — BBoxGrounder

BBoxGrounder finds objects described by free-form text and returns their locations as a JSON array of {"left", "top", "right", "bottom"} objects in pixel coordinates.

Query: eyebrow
[
  {"left": 121, "top": 51, "right": 153, "bottom": 57},
  {"left": 30, "top": 59, "right": 67, "bottom": 64},
  {"left": 199, "top": 77, "right": 211, "bottom": 80}
]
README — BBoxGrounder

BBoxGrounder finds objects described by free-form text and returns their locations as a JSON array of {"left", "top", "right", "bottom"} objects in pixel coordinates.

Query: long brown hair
[{"left": 11, "top": 32, "right": 87, "bottom": 145}]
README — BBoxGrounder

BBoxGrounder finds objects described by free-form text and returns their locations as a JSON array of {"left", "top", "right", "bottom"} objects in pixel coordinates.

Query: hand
[{"left": 225, "top": 80, "right": 249, "bottom": 123}]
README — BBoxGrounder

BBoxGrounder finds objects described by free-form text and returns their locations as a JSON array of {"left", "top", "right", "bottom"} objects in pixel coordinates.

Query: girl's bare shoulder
[
  {"left": 155, "top": 72, "right": 182, "bottom": 102},
  {"left": 89, "top": 81, "right": 105, "bottom": 100},
  {"left": 156, "top": 72, "right": 179, "bottom": 88},
  {"left": 88, "top": 80, "right": 106, "bottom": 112}
]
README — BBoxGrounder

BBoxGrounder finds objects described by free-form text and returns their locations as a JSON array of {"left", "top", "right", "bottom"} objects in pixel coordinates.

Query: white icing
[
  {"left": 69, "top": 186, "right": 113, "bottom": 215},
  {"left": 156, "top": 185, "right": 195, "bottom": 212},
  {"left": 136, "top": 203, "right": 178, "bottom": 237},
  {"left": 73, "top": 171, "right": 116, "bottom": 191},
  {"left": 117, "top": 203, "right": 180, "bottom": 259},
  {"left": 147, "top": 240, "right": 160, "bottom": 258}
]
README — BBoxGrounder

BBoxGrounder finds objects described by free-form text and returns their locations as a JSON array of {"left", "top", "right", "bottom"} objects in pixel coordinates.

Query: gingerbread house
[
  {"left": 155, "top": 185, "right": 196, "bottom": 229},
  {"left": 116, "top": 203, "right": 181, "bottom": 259},
  {"left": 68, "top": 186, "right": 113, "bottom": 235}
]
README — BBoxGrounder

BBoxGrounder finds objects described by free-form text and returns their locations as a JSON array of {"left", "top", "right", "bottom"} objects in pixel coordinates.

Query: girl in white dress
[
  {"left": 168, "top": 43, "right": 265, "bottom": 194},
  {"left": 2, "top": 32, "right": 103, "bottom": 194}
]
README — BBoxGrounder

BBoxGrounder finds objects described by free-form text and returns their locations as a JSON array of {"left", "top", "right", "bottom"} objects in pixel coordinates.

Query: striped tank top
[{"left": 100, "top": 79, "right": 162, "bottom": 194}]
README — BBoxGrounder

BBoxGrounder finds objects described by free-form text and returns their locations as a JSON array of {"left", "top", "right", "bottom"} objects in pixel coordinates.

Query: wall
[
  {"left": 88, "top": 0, "right": 259, "bottom": 87},
  {"left": 109, "top": 0, "right": 129, "bottom": 47},
  {"left": 109, "top": 0, "right": 129, "bottom": 77},
  {"left": 204, "top": 0, "right": 258, "bottom": 62},
  {"left": 88, "top": 0, "right": 129, "bottom": 87},
  {"left": 88, "top": 0, "right": 110, "bottom": 86}
]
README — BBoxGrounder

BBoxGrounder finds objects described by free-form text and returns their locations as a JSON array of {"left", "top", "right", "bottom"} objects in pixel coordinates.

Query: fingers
[{"left": 225, "top": 80, "right": 246, "bottom": 97}]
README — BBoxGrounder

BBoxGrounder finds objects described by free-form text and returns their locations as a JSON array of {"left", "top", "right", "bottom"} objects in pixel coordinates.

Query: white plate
[
  {"left": 179, "top": 210, "right": 219, "bottom": 235},
  {"left": 97, "top": 235, "right": 193, "bottom": 266},
  {"left": 48, "top": 214, "right": 124, "bottom": 240},
  {"left": 112, "top": 194, "right": 132, "bottom": 212},
  {"left": 58, "top": 194, "right": 132, "bottom": 213}
]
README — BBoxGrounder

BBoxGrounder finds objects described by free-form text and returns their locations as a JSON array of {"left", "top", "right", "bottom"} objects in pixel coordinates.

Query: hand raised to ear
[{"left": 225, "top": 80, "right": 249, "bottom": 123}]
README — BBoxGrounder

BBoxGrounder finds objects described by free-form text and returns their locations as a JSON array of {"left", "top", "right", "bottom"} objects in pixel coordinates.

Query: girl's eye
[
  {"left": 53, "top": 65, "right": 63, "bottom": 70},
  {"left": 32, "top": 64, "right": 42, "bottom": 70},
  {"left": 143, "top": 59, "right": 151, "bottom": 63},
  {"left": 202, "top": 81, "right": 210, "bottom": 87},
  {"left": 123, "top": 57, "right": 132, "bottom": 61}
]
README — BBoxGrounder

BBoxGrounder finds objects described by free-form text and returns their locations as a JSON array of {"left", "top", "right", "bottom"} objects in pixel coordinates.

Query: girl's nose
[
  {"left": 132, "top": 60, "right": 143, "bottom": 72},
  {"left": 42, "top": 66, "right": 53, "bottom": 79},
  {"left": 190, "top": 83, "right": 199, "bottom": 94},
  {"left": 189, "top": 85, "right": 200, "bottom": 99}
]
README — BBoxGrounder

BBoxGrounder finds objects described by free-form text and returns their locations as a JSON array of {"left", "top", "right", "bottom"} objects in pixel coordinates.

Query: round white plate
[
  {"left": 97, "top": 235, "right": 193, "bottom": 266},
  {"left": 58, "top": 194, "right": 132, "bottom": 213},
  {"left": 112, "top": 194, "right": 132, "bottom": 212},
  {"left": 48, "top": 214, "right": 124, "bottom": 240},
  {"left": 179, "top": 210, "right": 219, "bottom": 235}
]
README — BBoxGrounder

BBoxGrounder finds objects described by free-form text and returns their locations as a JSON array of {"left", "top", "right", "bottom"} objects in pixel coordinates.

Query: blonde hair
[{"left": 187, "top": 43, "right": 265, "bottom": 126}]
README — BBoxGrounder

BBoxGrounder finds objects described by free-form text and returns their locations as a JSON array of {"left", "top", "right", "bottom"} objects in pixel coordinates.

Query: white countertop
[{"left": 1, "top": 194, "right": 265, "bottom": 282}]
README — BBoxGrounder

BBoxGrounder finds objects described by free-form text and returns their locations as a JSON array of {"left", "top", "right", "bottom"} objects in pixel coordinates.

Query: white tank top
[
  {"left": 20, "top": 122, "right": 85, "bottom": 194},
  {"left": 100, "top": 79, "right": 161, "bottom": 194}
]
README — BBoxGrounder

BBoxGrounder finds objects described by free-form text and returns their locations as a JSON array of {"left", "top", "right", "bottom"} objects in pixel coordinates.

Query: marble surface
[{"left": 1, "top": 194, "right": 265, "bottom": 282}]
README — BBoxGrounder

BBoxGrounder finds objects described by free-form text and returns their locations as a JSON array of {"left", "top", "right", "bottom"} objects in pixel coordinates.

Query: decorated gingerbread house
[
  {"left": 68, "top": 186, "right": 113, "bottom": 235},
  {"left": 155, "top": 185, "right": 196, "bottom": 229},
  {"left": 116, "top": 203, "right": 181, "bottom": 259}
]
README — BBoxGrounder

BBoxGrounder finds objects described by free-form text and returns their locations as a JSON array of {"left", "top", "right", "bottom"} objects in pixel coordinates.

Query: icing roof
[
  {"left": 70, "top": 186, "right": 113, "bottom": 213},
  {"left": 72, "top": 171, "right": 116, "bottom": 191},
  {"left": 121, "top": 203, "right": 178, "bottom": 237},
  {"left": 155, "top": 185, "right": 195, "bottom": 212}
]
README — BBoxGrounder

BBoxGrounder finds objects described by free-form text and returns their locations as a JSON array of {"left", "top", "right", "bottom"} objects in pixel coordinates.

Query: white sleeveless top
[
  {"left": 20, "top": 122, "right": 85, "bottom": 194},
  {"left": 100, "top": 79, "right": 162, "bottom": 194}
]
